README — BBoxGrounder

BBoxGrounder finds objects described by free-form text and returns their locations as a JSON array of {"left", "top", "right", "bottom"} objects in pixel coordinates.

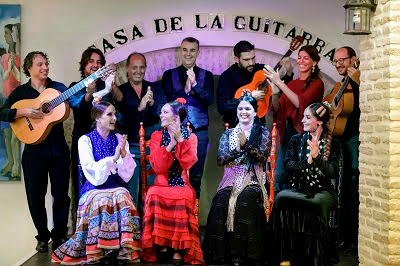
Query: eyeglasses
[{"left": 332, "top": 57, "right": 351, "bottom": 66}]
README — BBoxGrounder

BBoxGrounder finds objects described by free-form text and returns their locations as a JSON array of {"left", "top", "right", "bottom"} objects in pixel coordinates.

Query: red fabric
[
  {"left": 275, "top": 78, "right": 324, "bottom": 140},
  {"left": 141, "top": 131, "right": 203, "bottom": 264}
]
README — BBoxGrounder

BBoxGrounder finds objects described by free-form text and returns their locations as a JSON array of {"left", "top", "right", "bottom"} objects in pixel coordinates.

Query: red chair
[{"left": 139, "top": 122, "right": 199, "bottom": 219}]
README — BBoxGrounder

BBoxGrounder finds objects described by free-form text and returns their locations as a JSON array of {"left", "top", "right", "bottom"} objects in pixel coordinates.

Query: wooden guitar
[
  {"left": 323, "top": 59, "right": 359, "bottom": 136},
  {"left": 10, "top": 64, "right": 116, "bottom": 144},
  {"left": 234, "top": 35, "right": 303, "bottom": 118}
]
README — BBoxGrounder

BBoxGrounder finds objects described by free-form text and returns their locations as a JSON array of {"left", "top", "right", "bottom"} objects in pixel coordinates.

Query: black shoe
[
  {"left": 52, "top": 236, "right": 68, "bottom": 250},
  {"left": 232, "top": 258, "right": 243, "bottom": 266},
  {"left": 35, "top": 240, "right": 48, "bottom": 252},
  {"left": 116, "top": 259, "right": 128, "bottom": 265}
]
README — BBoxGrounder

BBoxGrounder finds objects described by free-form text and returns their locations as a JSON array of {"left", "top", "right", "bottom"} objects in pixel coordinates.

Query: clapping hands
[
  {"left": 113, "top": 134, "right": 128, "bottom": 162},
  {"left": 236, "top": 131, "right": 247, "bottom": 152}
]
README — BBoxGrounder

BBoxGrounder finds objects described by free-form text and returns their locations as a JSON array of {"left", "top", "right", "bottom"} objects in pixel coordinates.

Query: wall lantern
[{"left": 344, "top": 0, "right": 377, "bottom": 35}]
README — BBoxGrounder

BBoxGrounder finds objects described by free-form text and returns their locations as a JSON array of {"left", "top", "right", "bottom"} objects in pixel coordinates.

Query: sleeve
[
  {"left": 217, "top": 130, "right": 241, "bottom": 166},
  {"left": 242, "top": 127, "right": 271, "bottom": 163},
  {"left": 284, "top": 134, "right": 309, "bottom": 173},
  {"left": 217, "top": 72, "right": 239, "bottom": 116},
  {"left": 297, "top": 78, "right": 324, "bottom": 118},
  {"left": 0, "top": 86, "right": 23, "bottom": 122},
  {"left": 78, "top": 135, "right": 134, "bottom": 186},
  {"left": 67, "top": 81, "right": 92, "bottom": 112},
  {"left": 312, "top": 138, "right": 341, "bottom": 180},
  {"left": 115, "top": 134, "right": 136, "bottom": 183},
  {"left": 149, "top": 131, "right": 175, "bottom": 174},
  {"left": 174, "top": 133, "right": 198, "bottom": 170},
  {"left": 190, "top": 70, "right": 214, "bottom": 106},
  {"left": 148, "top": 82, "right": 167, "bottom": 117}
]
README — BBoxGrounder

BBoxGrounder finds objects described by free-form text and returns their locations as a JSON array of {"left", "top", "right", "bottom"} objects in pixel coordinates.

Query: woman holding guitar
[
  {"left": 264, "top": 45, "right": 324, "bottom": 192},
  {"left": 0, "top": 51, "right": 71, "bottom": 252}
]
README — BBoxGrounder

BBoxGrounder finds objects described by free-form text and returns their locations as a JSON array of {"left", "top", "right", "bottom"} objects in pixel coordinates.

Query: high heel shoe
[{"left": 172, "top": 251, "right": 183, "bottom": 266}]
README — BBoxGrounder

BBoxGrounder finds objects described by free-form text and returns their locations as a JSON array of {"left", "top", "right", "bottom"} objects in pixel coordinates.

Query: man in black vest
[{"left": 162, "top": 37, "right": 214, "bottom": 199}]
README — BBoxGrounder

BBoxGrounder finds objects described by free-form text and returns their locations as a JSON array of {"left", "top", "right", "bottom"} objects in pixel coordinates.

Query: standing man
[
  {"left": 113, "top": 52, "right": 166, "bottom": 208},
  {"left": 69, "top": 47, "right": 115, "bottom": 209},
  {"left": 0, "top": 51, "right": 70, "bottom": 252},
  {"left": 217, "top": 40, "right": 293, "bottom": 128},
  {"left": 162, "top": 37, "right": 214, "bottom": 199},
  {"left": 333, "top": 46, "right": 360, "bottom": 257}
]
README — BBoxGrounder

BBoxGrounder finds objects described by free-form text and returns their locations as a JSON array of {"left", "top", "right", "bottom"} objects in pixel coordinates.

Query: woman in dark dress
[
  {"left": 202, "top": 95, "right": 271, "bottom": 265},
  {"left": 267, "top": 102, "right": 341, "bottom": 265}
]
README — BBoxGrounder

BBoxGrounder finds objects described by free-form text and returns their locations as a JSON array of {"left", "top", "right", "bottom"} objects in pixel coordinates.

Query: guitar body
[
  {"left": 235, "top": 70, "right": 272, "bottom": 118},
  {"left": 10, "top": 88, "right": 70, "bottom": 144},
  {"left": 323, "top": 82, "right": 354, "bottom": 136}
]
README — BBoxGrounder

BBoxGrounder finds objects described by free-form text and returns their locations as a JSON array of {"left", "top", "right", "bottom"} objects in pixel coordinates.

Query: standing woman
[
  {"left": 140, "top": 98, "right": 203, "bottom": 265},
  {"left": 264, "top": 45, "right": 324, "bottom": 192},
  {"left": 267, "top": 102, "right": 341, "bottom": 265},
  {"left": 52, "top": 102, "right": 141, "bottom": 265},
  {"left": 202, "top": 95, "right": 271, "bottom": 265},
  {"left": 0, "top": 51, "right": 70, "bottom": 251}
]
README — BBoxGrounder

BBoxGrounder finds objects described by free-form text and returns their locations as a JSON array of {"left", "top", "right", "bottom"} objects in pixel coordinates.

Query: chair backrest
[{"left": 224, "top": 122, "right": 278, "bottom": 221}]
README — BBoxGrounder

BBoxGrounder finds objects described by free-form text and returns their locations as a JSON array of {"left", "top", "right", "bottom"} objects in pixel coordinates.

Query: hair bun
[{"left": 175, "top": 98, "right": 186, "bottom": 104}]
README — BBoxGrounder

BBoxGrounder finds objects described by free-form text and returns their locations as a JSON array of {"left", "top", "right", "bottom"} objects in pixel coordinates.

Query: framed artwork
[{"left": 0, "top": 5, "right": 21, "bottom": 181}]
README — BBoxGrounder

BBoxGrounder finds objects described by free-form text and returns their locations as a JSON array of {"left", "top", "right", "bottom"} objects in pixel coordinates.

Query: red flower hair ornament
[{"left": 175, "top": 98, "right": 187, "bottom": 105}]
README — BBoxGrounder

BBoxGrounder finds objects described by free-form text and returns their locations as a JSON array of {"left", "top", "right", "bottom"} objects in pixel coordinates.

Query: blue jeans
[
  {"left": 190, "top": 129, "right": 209, "bottom": 199},
  {"left": 275, "top": 121, "right": 298, "bottom": 193},
  {"left": 338, "top": 134, "right": 360, "bottom": 246}
]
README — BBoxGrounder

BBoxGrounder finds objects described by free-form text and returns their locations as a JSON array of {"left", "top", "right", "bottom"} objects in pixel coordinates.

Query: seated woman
[
  {"left": 140, "top": 98, "right": 203, "bottom": 265},
  {"left": 202, "top": 95, "right": 271, "bottom": 265},
  {"left": 52, "top": 102, "right": 141, "bottom": 265},
  {"left": 267, "top": 102, "right": 341, "bottom": 265}
]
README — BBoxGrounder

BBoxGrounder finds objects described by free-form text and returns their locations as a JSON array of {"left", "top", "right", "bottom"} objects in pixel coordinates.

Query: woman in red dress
[
  {"left": 264, "top": 45, "right": 325, "bottom": 192},
  {"left": 140, "top": 98, "right": 203, "bottom": 265}
]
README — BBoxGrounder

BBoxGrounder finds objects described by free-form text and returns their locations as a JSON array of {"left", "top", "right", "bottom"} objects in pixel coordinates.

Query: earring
[{"left": 312, "top": 65, "right": 315, "bottom": 73}]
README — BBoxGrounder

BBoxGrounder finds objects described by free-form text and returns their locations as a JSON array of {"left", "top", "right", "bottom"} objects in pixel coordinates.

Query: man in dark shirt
[
  {"left": 217, "top": 40, "right": 293, "bottom": 127},
  {"left": 68, "top": 47, "right": 115, "bottom": 209},
  {"left": 333, "top": 46, "right": 361, "bottom": 257},
  {"left": 162, "top": 37, "right": 214, "bottom": 199},
  {"left": 113, "top": 52, "right": 166, "bottom": 207},
  {"left": 0, "top": 51, "right": 70, "bottom": 252}
]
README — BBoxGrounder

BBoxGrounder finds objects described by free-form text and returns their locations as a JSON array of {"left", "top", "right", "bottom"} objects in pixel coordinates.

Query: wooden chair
[
  {"left": 224, "top": 122, "right": 278, "bottom": 221},
  {"left": 139, "top": 122, "right": 199, "bottom": 219}
]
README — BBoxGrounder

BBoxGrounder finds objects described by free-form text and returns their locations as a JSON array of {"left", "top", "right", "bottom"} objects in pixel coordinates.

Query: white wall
[{"left": 0, "top": 0, "right": 360, "bottom": 265}]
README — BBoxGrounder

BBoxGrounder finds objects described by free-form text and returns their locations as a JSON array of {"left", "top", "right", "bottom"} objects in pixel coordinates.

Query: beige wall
[
  {"left": 0, "top": 0, "right": 358, "bottom": 265},
  {"left": 358, "top": 0, "right": 400, "bottom": 265}
]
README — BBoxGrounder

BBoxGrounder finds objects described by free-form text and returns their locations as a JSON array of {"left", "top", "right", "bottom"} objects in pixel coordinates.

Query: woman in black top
[{"left": 267, "top": 102, "right": 341, "bottom": 265}]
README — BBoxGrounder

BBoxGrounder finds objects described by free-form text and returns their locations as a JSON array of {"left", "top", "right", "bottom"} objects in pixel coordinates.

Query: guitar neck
[
  {"left": 48, "top": 72, "right": 100, "bottom": 108},
  {"left": 273, "top": 49, "right": 293, "bottom": 71},
  {"left": 334, "top": 76, "right": 351, "bottom": 106}
]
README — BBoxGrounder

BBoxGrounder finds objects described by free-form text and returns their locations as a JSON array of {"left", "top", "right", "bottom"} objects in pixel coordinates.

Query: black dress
[
  {"left": 267, "top": 133, "right": 341, "bottom": 265},
  {"left": 202, "top": 127, "right": 271, "bottom": 264}
]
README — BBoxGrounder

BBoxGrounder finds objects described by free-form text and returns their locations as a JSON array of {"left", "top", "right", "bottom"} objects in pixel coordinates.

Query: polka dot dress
[{"left": 161, "top": 126, "right": 190, "bottom": 187}]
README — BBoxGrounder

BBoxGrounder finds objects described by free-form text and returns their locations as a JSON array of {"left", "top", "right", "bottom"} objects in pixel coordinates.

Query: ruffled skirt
[
  {"left": 266, "top": 189, "right": 338, "bottom": 265},
  {"left": 140, "top": 184, "right": 203, "bottom": 264},
  {"left": 52, "top": 187, "right": 141, "bottom": 264},
  {"left": 202, "top": 185, "right": 267, "bottom": 263}
]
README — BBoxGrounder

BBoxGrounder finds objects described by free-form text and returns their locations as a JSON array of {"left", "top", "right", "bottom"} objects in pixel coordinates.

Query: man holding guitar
[
  {"left": 0, "top": 51, "right": 71, "bottom": 252},
  {"left": 217, "top": 40, "right": 294, "bottom": 128},
  {"left": 332, "top": 46, "right": 361, "bottom": 257}
]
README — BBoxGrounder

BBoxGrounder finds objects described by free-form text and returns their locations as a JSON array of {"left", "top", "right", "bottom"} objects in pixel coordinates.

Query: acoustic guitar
[
  {"left": 234, "top": 35, "right": 303, "bottom": 118},
  {"left": 323, "top": 59, "right": 359, "bottom": 136},
  {"left": 10, "top": 64, "right": 116, "bottom": 144}
]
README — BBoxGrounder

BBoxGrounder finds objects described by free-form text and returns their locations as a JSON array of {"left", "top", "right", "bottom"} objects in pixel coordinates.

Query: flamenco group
[{"left": 0, "top": 40, "right": 357, "bottom": 266}]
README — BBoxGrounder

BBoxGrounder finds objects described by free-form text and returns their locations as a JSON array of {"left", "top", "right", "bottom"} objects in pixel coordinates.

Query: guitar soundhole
[{"left": 41, "top": 103, "right": 51, "bottom": 114}]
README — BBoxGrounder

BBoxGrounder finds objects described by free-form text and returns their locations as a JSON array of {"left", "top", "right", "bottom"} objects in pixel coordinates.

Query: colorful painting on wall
[{"left": 0, "top": 5, "right": 21, "bottom": 181}]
